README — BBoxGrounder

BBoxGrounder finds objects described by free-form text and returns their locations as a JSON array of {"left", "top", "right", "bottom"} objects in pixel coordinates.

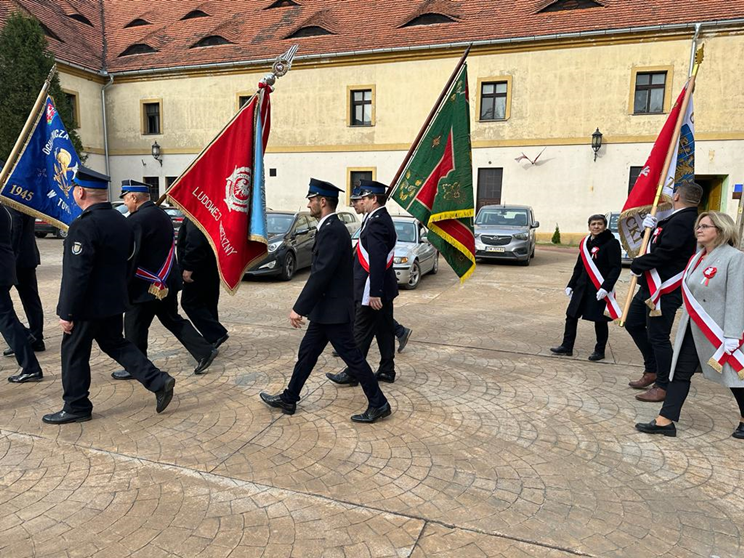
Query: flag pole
[
  {"left": 387, "top": 45, "right": 471, "bottom": 197},
  {"left": 0, "top": 65, "right": 56, "bottom": 190},
  {"left": 618, "top": 46, "right": 704, "bottom": 327}
]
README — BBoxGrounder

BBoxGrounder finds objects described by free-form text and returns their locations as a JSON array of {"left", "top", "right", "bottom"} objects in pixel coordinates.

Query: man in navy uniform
[
  {"left": 0, "top": 202, "right": 44, "bottom": 383},
  {"left": 3, "top": 206, "right": 45, "bottom": 357},
  {"left": 110, "top": 180, "right": 217, "bottom": 381},
  {"left": 626, "top": 182, "right": 702, "bottom": 402},
  {"left": 43, "top": 168, "right": 175, "bottom": 424},
  {"left": 327, "top": 179, "right": 399, "bottom": 385},
  {"left": 260, "top": 178, "right": 391, "bottom": 423},
  {"left": 177, "top": 216, "right": 229, "bottom": 347}
]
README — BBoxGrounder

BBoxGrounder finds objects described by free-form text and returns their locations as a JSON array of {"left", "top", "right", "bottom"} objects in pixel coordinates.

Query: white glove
[
  {"left": 596, "top": 288, "right": 608, "bottom": 301},
  {"left": 642, "top": 214, "right": 658, "bottom": 229},
  {"left": 724, "top": 338, "right": 741, "bottom": 354},
  {"left": 630, "top": 270, "right": 641, "bottom": 277},
  {"left": 565, "top": 287, "right": 573, "bottom": 297}
]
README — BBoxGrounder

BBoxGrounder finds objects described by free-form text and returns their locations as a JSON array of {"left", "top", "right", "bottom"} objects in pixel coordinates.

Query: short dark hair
[
  {"left": 676, "top": 181, "right": 703, "bottom": 206},
  {"left": 321, "top": 196, "right": 339, "bottom": 211},
  {"left": 588, "top": 214, "right": 607, "bottom": 226},
  {"left": 365, "top": 193, "right": 387, "bottom": 206}
]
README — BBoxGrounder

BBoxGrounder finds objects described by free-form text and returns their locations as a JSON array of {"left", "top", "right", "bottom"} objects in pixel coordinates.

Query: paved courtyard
[{"left": 2, "top": 239, "right": 743, "bottom": 557}]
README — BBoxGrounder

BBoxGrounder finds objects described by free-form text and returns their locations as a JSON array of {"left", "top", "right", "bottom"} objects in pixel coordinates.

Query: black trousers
[
  {"left": 660, "top": 326, "right": 744, "bottom": 422},
  {"left": 282, "top": 320, "right": 387, "bottom": 408},
  {"left": 124, "top": 291, "right": 213, "bottom": 361},
  {"left": 561, "top": 316, "right": 609, "bottom": 353},
  {"left": 61, "top": 315, "right": 169, "bottom": 414},
  {"left": 346, "top": 299, "right": 396, "bottom": 377},
  {"left": 181, "top": 273, "right": 227, "bottom": 344},
  {"left": 625, "top": 286, "right": 682, "bottom": 390},
  {"left": 393, "top": 319, "right": 405, "bottom": 339},
  {"left": 14, "top": 266, "right": 44, "bottom": 341},
  {"left": 0, "top": 286, "right": 41, "bottom": 374}
]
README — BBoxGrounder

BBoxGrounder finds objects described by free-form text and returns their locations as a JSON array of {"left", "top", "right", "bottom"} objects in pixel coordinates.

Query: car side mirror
[
  {"left": 420, "top": 234, "right": 428, "bottom": 243},
  {"left": 295, "top": 228, "right": 309, "bottom": 236},
  {"left": 532, "top": 221, "right": 540, "bottom": 229}
]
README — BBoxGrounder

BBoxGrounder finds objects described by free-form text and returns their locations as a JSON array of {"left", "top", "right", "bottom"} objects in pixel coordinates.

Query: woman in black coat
[{"left": 551, "top": 214, "right": 622, "bottom": 361}]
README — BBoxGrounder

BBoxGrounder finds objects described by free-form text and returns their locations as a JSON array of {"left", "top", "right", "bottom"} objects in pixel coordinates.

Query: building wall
[
  {"left": 57, "top": 69, "right": 105, "bottom": 154},
  {"left": 91, "top": 30, "right": 744, "bottom": 232}
]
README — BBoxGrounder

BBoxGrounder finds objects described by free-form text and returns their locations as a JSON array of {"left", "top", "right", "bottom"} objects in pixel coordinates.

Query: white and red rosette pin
[
  {"left": 702, "top": 266, "right": 717, "bottom": 286},
  {"left": 652, "top": 228, "right": 662, "bottom": 243},
  {"left": 591, "top": 247, "right": 599, "bottom": 259}
]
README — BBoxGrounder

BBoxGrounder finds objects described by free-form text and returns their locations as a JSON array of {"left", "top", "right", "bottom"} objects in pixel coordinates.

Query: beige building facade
[{"left": 56, "top": 23, "right": 744, "bottom": 238}]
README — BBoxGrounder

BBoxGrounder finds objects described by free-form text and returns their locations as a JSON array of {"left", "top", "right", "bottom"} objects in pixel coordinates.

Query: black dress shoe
[
  {"left": 155, "top": 376, "right": 176, "bottom": 413},
  {"left": 635, "top": 419, "right": 676, "bottom": 437},
  {"left": 259, "top": 392, "right": 296, "bottom": 415},
  {"left": 3, "top": 347, "right": 13, "bottom": 357},
  {"left": 550, "top": 345, "right": 573, "bottom": 356},
  {"left": 331, "top": 350, "right": 339, "bottom": 357},
  {"left": 8, "top": 370, "right": 43, "bottom": 383},
  {"left": 31, "top": 340, "right": 46, "bottom": 352},
  {"left": 397, "top": 328, "right": 412, "bottom": 353},
  {"left": 376, "top": 370, "right": 396, "bottom": 383},
  {"left": 213, "top": 333, "right": 229, "bottom": 349},
  {"left": 111, "top": 370, "right": 133, "bottom": 380},
  {"left": 42, "top": 410, "right": 92, "bottom": 424},
  {"left": 588, "top": 351, "right": 605, "bottom": 361},
  {"left": 351, "top": 402, "right": 392, "bottom": 423},
  {"left": 732, "top": 423, "right": 744, "bottom": 439},
  {"left": 194, "top": 347, "right": 219, "bottom": 375},
  {"left": 326, "top": 371, "right": 359, "bottom": 386}
]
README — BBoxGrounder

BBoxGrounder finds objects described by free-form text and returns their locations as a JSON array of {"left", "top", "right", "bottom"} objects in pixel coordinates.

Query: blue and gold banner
[{"left": 0, "top": 96, "right": 82, "bottom": 229}]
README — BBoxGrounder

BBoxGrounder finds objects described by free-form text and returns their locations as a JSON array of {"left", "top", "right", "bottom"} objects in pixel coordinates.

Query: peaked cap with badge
[
  {"left": 120, "top": 179, "right": 150, "bottom": 197},
  {"left": 306, "top": 178, "right": 343, "bottom": 199}
]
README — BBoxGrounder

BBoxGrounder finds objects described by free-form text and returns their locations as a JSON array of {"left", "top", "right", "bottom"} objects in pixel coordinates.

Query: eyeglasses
[{"left": 696, "top": 224, "right": 718, "bottom": 230}]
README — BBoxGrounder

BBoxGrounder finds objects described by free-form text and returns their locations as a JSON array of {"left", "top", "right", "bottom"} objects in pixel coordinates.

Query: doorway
[
  {"left": 476, "top": 167, "right": 503, "bottom": 211},
  {"left": 695, "top": 174, "right": 726, "bottom": 212}
]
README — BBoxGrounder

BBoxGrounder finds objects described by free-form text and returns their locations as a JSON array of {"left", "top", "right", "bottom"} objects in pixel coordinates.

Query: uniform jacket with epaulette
[
  {"left": 57, "top": 202, "right": 132, "bottom": 321},
  {"left": 353, "top": 206, "right": 399, "bottom": 302},
  {"left": 176, "top": 217, "right": 217, "bottom": 279}
]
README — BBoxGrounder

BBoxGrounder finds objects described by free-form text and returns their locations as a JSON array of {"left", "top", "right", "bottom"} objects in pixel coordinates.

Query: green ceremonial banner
[{"left": 391, "top": 63, "right": 476, "bottom": 281}]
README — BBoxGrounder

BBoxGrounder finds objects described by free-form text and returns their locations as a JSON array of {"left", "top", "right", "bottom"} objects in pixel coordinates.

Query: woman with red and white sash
[
  {"left": 551, "top": 214, "right": 621, "bottom": 361},
  {"left": 636, "top": 211, "right": 744, "bottom": 438}
]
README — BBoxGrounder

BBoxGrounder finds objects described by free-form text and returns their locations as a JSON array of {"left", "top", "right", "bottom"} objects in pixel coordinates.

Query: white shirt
[{"left": 361, "top": 206, "right": 384, "bottom": 232}]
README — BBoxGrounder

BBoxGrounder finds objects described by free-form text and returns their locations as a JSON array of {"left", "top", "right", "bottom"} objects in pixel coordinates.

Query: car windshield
[
  {"left": 267, "top": 214, "right": 295, "bottom": 235},
  {"left": 476, "top": 208, "right": 529, "bottom": 227},
  {"left": 608, "top": 213, "right": 620, "bottom": 232},
  {"left": 394, "top": 221, "right": 417, "bottom": 243}
]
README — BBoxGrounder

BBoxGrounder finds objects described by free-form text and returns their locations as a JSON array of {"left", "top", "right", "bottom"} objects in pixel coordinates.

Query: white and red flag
[
  {"left": 167, "top": 87, "right": 271, "bottom": 293},
  {"left": 618, "top": 84, "right": 695, "bottom": 257}
]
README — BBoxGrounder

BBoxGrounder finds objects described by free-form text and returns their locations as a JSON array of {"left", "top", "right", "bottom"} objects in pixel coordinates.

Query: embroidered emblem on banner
[
  {"left": 53, "top": 148, "right": 78, "bottom": 197},
  {"left": 71, "top": 242, "right": 82, "bottom": 255},
  {"left": 224, "top": 166, "right": 252, "bottom": 213}
]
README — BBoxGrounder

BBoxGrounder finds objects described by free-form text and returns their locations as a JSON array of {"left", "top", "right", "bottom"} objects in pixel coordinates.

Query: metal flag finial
[{"left": 262, "top": 44, "right": 299, "bottom": 87}]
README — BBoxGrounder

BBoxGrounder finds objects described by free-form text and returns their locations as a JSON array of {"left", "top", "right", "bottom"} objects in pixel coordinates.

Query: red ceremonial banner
[{"left": 167, "top": 92, "right": 271, "bottom": 293}]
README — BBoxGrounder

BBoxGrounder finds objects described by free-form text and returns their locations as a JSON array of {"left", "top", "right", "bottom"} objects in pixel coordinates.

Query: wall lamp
[
  {"left": 151, "top": 141, "right": 163, "bottom": 166},
  {"left": 591, "top": 128, "right": 603, "bottom": 162}
]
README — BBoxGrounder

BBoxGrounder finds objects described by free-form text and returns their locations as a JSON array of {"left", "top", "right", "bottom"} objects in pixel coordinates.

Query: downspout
[{"left": 101, "top": 74, "right": 113, "bottom": 182}]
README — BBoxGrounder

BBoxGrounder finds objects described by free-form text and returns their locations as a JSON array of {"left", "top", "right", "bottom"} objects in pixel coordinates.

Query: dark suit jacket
[
  {"left": 9, "top": 208, "right": 40, "bottom": 269},
  {"left": 353, "top": 206, "right": 399, "bottom": 302},
  {"left": 566, "top": 229, "right": 622, "bottom": 322},
  {"left": 293, "top": 214, "right": 355, "bottom": 325},
  {"left": 0, "top": 206, "right": 18, "bottom": 287},
  {"left": 57, "top": 202, "right": 132, "bottom": 321},
  {"left": 630, "top": 206, "right": 698, "bottom": 287},
  {"left": 177, "top": 217, "right": 218, "bottom": 281},
  {"left": 127, "top": 201, "right": 181, "bottom": 303}
]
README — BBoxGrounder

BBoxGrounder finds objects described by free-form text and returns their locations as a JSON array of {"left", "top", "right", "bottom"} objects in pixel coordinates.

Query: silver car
[
  {"left": 474, "top": 204, "right": 539, "bottom": 266},
  {"left": 351, "top": 216, "right": 439, "bottom": 290}
]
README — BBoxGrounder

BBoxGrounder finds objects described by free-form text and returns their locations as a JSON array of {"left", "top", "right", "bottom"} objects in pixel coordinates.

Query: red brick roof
[{"left": 1, "top": 0, "right": 743, "bottom": 74}]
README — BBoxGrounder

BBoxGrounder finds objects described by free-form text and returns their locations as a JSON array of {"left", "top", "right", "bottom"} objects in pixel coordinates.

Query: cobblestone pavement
[{"left": 2, "top": 239, "right": 743, "bottom": 557}]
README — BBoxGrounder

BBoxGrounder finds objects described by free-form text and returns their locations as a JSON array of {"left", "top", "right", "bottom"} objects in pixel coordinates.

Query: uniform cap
[
  {"left": 120, "top": 179, "right": 150, "bottom": 197},
  {"left": 359, "top": 179, "right": 387, "bottom": 196},
  {"left": 350, "top": 185, "right": 363, "bottom": 200},
  {"left": 307, "top": 178, "right": 343, "bottom": 199},
  {"left": 74, "top": 166, "right": 110, "bottom": 190}
]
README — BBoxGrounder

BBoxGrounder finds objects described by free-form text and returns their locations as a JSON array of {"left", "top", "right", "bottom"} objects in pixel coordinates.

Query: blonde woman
[{"left": 636, "top": 211, "right": 744, "bottom": 437}]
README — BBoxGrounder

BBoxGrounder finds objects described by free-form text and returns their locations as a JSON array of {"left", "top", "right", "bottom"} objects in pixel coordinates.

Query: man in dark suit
[
  {"left": 3, "top": 206, "right": 45, "bottom": 357},
  {"left": 177, "top": 216, "right": 228, "bottom": 347},
  {"left": 42, "top": 168, "right": 175, "bottom": 424},
  {"left": 327, "top": 180, "right": 399, "bottom": 385},
  {"left": 0, "top": 203, "right": 44, "bottom": 383},
  {"left": 626, "top": 181, "right": 702, "bottom": 402},
  {"left": 111, "top": 181, "right": 218, "bottom": 381},
  {"left": 260, "top": 178, "right": 390, "bottom": 423}
]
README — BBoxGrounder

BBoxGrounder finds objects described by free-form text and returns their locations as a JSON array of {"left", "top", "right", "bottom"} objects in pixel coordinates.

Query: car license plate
[{"left": 486, "top": 247, "right": 505, "bottom": 252}]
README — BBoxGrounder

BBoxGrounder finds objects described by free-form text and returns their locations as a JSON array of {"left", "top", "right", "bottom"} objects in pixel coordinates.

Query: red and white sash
[
  {"left": 643, "top": 231, "right": 684, "bottom": 314},
  {"left": 681, "top": 251, "right": 744, "bottom": 374},
  {"left": 357, "top": 238, "right": 395, "bottom": 306},
  {"left": 579, "top": 235, "right": 622, "bottom": 320}
]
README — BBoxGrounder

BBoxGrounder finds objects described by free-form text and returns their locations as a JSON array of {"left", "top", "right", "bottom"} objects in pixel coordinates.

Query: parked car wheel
[
  {"left": 404, "top": 261, "right": 421, "bottom": 290},
  {"left": 280, "top": 252, "right": 296, "bottom": 281},
  {"left": 55, "top": 228, "right": 68, "bottom": 239},
  {"left": 519, "top": 256, "right": 531, "bottom": 266},
  {"left": 530, "top": 247, "right": 535, "bottom": 259},
  {"left": 35, "top": 232, "right": 47, "bottom": 238},
  {"left": 430, "top": 254, "right": 439, "bottom": 275}
]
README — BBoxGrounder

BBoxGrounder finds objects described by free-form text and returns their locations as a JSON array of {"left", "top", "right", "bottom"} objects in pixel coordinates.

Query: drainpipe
[{"left": 101, "top": 74, "right": 113, "bottom": 198}]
